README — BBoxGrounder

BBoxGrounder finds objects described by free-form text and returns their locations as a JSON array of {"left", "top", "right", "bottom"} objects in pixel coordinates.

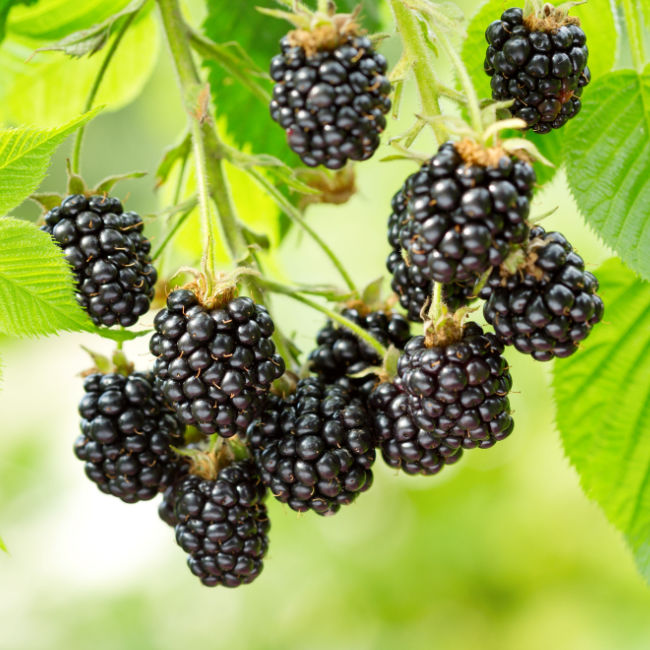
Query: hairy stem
[
  {"left": 260, "top": 279, "right": 388, "bottom": 358},
  {"left": 71, "top": 9, "right": 140, "bottom": 174}
]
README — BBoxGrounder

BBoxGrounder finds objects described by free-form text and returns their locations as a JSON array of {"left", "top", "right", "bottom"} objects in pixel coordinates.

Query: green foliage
[
  {"left": 0, "top": 217, "right": 93, "bottom": 337},
  {"left": 0, "top": 0, "right": 36, "bottom": 42},
  {"left": 0, "top": 109, "right": 100, "bottom": 217},
  {"left": 201, "top": 1, "right": 383, "bottom": 161},
  {"left": 564, "top": 68, "right": 650, "bottom": 282},
  {"left": 554, "top": 258, "right": 650, "bottom": 584},
  {"left": 0, "top": 534, "right": 6, "bottom": 553}
]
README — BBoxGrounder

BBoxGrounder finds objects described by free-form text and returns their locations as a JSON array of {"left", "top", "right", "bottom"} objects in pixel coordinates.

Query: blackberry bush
[
  {"left": 162, "top": 459, "right": 270, "bottom": 587},
  {"left": 482, "top": 226, "right": 604, "bottom": 360},
  {"left": 370, "top": 380, "right": 463, "bottom": 475},
  {"left": 484, "top": 6, "right": 590, "bottom": 133},
  {"left": 397, "top": 322, "right": 514, "bottom": 450},
  {"left": 389, "top": 141, "right": 536, "bottom": 294},
  {"left": 41, "top": 194, "right": 157, "bottom": 327},
  {"left": 247, "top": 378, "right": 375, "bottom": 516},
  {"left": 150, "top": 288, "right": 285, "bottom": 437},
  {"left": 74, "top": 371, "right": 185, "bottom": 503},
  {"left": 269, "top": 24, "right": 391, "bottom": 168},
  {"left": 308, "top": 306, "right": 410, "bottom": 394}
]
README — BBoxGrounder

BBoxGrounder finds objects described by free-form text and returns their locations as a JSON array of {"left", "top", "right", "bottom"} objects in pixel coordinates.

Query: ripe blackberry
[
  {"left": 397, "top": 322, "right": 514, "bottom": 449},
  {"left": 369, "top": 380, "right": 463, "bottom": 475},
  {"left": 389, "top": 141, "right": 535, "bottom": 293},
  {"left": 269, "top": 32, "right": 391, "bottom": 168},
  {"left": 74, "top": 371, "right": 185, "bottom": 503},
  {"left": 484, "top": 7, "right": 590, "bottom": 133},
  {"left": 247, "top": 378, "right": 375, "bottom": 516},
  {"left": 308, "top": 307, "right": 410, "bottom": 395},
  {"left": 41, "top": 194, "right": 157, "bottom": 327},
  {"left": 166, "top": 460, "right": 270, "bottom": 587},
  {"left": 482, "top": 226, "right": 604, "bottom": 360},
  {"left": 150, "top": 289, "right": 285, "bottom": 436}
]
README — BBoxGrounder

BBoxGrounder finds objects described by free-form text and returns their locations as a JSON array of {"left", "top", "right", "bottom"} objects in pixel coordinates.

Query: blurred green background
[{"left": 1, "top": 1, "right": 649, "bottom": 649}]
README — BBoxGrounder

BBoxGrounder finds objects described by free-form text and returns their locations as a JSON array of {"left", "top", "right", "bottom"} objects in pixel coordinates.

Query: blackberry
[
  {"left": 369, "top": 380, "right": 463, "bottom": 475},
  {"left": 308, "top": 307, "right": 410, "bottom": 395},
  {"left": 166, "top": 460, "right": 270, "bottom": 587},
  {"left": 247, "top": 378, "right": 375, "bottom": 516},
  {"left": 74, "top": 371, "right": 185, "bottom": 503},
  {"left": 41, "top": 194, "right": 157, "bottom": 327},
  {"left": 482, "top": 226, "right": 604, "bottom": 360},
  {"left": 389, "top": 141, "right": 535, "bottom": 293},
  {"left": 397, "top": 322, "right": 514, "bottom": 450},
  {"left": 484, "top": 7, "right": 590, "bottom": 133},
  {"left": 269, "top": 33, "right": 391, "bottom": 168},
  {"left": 150, "top": 289, "right": 285, "bottom": 437}
]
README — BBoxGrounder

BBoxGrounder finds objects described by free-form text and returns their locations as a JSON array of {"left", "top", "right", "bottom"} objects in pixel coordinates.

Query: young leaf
[
  {"left": 0, "top": 0, "right": 36, "bottom": 42},
  {"left": 553, "top": 258, "right": 650, "bottom": 584},
  {"left": 0, "top": 217, "right": 93, "bottom": 337},
  {"left": 564, "top": 68, "right": 650, "bottom": 282},
  {"left": 0, "top": 109, "right": 101, "bottom": 217}
]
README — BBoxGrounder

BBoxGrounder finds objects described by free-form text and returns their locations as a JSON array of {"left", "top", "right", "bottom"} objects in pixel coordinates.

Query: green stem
[
  {"left": 259, "top": 279, "right": 388, "bottom": 358},
  {"left": 427, "top": 281, "right": 445, "bottom": 322},
  {"left": 622, "top": 0, "right": 647, "bottom": 72},
  {"left": 389, "top": 0, "right": 448, "bottom": 143},
  {"left": 71, "top": 9, "right": 140, "bottom": 174},
  {"left": 151, "top": 205, "right": 195, "bottom": 261},
  {"left": 247, "top": 168, "right": 357, "bottom": 293}
]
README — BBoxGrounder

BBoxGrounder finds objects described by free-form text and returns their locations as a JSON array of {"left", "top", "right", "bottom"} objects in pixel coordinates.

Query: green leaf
[
  {"left": 155, "top": 131, "right": 191, "bottom": 188},
  {"left": 89, "top": 325, "right": 152, "bottom": 343},
  {"left": 0, "top": 534, "right": 7, "bottom": 553},
  {"left": 94, "top": 170, "right": 147, "bottom": 194},
  {"left": 0, "top": 109, "right": 101, "bottom": 217},
  {"left": 0, "top": 0, "right": 36, "bottom": 43},
  {"left": 554, "top": 258, "right": 650, "bottom": 583},
  {"left": 564, "top": 67, "right": 650, "bottom": 281},
  {"left": 0, "top": 217, "right": 94, "bottom": 337},
  {"left": 201, "top": 1, "right": 383, "bottom": 161},
  {"left": 0, "top": 10, "right": 159, "bottom": 126}
]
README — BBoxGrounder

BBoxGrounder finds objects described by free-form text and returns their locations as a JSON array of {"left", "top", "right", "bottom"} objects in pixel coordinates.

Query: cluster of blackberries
[{"left": 42, "top": 194, "right": 156, "bottom": 327}]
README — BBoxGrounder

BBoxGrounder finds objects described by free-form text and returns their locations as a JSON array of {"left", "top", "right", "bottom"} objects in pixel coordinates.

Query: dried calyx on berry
[
  {"left": 159, "top": 444, "right": 270, "bottom": 588},
  {"left": 149, "top": 274, "right": 285, "bottom": 437},
  {"left": 481, "top": 225, "right": 604, "bottom": 360},
  {"left": 484, "top": 2, "right": 590, "bottom": 133},
  {"left": 247, "top": 377, "right": 376, "bottom": 516},
  {"left": 267, "top": 2, "right": 391, "bottom": 169},
  {"left": 74, "top": 358, "right": 185, "bottom": 503},
  {"left": 41, "top": 193, "right": 157, "bottom": 327},
  {"left": 386, "top": 139, "right": 536, "bottom": 319}
]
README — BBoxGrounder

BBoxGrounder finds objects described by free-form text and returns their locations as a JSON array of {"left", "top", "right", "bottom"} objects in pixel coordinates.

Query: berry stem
[
  {"left": 246, "top": 167, "right": 357, "bottom": 293},
  {"left": 622, "top": 0, "right": 647, "bottom": 73},
  {"left": 427, "top": 280, "right": 446, "bottom": 323},
  {"left": 259, "top": 279, "right": 388, "bottom": 358},
  {"left": 71, "top": 8, "right": 141, "bottom": 174},
  {"left": 389, "top": 0, "right": 449, "bottom": 143}
]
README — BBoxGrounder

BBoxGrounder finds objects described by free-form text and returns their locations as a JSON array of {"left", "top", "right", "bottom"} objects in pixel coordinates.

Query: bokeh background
[{"left": 1, "top": 1, "right": 650, "bottom": 649}]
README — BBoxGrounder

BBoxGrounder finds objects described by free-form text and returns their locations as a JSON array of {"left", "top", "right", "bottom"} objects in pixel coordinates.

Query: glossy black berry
[
  {"left": 150, "top": 290, "right": 285, "bottom": 437},
  {"left": 247, "top": 378, "right": 376, "bottom": 516},
  {"left": 484, "top": 8, "right": 590, "bottom": 133},
  {"left": 308, "top": 308, "right": 410, "bottom": 395},
  {"left": 369, "top": 380, "right": 463, "bottom": 475},
  {"left": 41, "top": 194, "right": 157, "bottom": 327},
  {"left": 270, "top": 34, "right": 391, "bottom": 168},
  {"left": 162, "top": 460, "right": 270, "bottom": 587},
  {"left": 387, "top": 142, "right": 535, "bottom": 302},
  {"left": 74, "top": 371, "right": 185, "bottom": 503},
  {"left": 397, "top": 323, "right": 514, "bottom": 450},
  {"left": 481, "top": 226, "right": 604, "bottom": 360}
]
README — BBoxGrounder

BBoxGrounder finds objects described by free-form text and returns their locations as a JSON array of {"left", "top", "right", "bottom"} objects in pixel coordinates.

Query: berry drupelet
[
  {"left": 308, "top": 307, "right": 410, "bottom": 395},
  {"left": 389, "top": 141, "right": 536, "bottom": 295},
  {"left": 481, "top": 226, "right": 604, "bottom": 360},
  {"left": 150, "top": 289, "right": 285, "bottom": 437},
  {"left": 398, "top": 322, "right": 514, "bottom": 450},
  {"left": 163, "top": 460, "right": 270, "bottom": 587},
  {"left": 369, "top": 380, "right": 463, "bottom": 475},
  {"left": 484, "top": 7, "right": 590, "bottom": 133},
  {"left": 247, "top": 378, "right": 376, "bottom": 516},
  {"left": 41, "top": 194, "right": 157, "bottom": 327},
  {"left": 74, "top": 371, "right": 185, "bottom": 503},
  {"left": 269, "top": 31, "right": 391, "bottom": 168}
]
